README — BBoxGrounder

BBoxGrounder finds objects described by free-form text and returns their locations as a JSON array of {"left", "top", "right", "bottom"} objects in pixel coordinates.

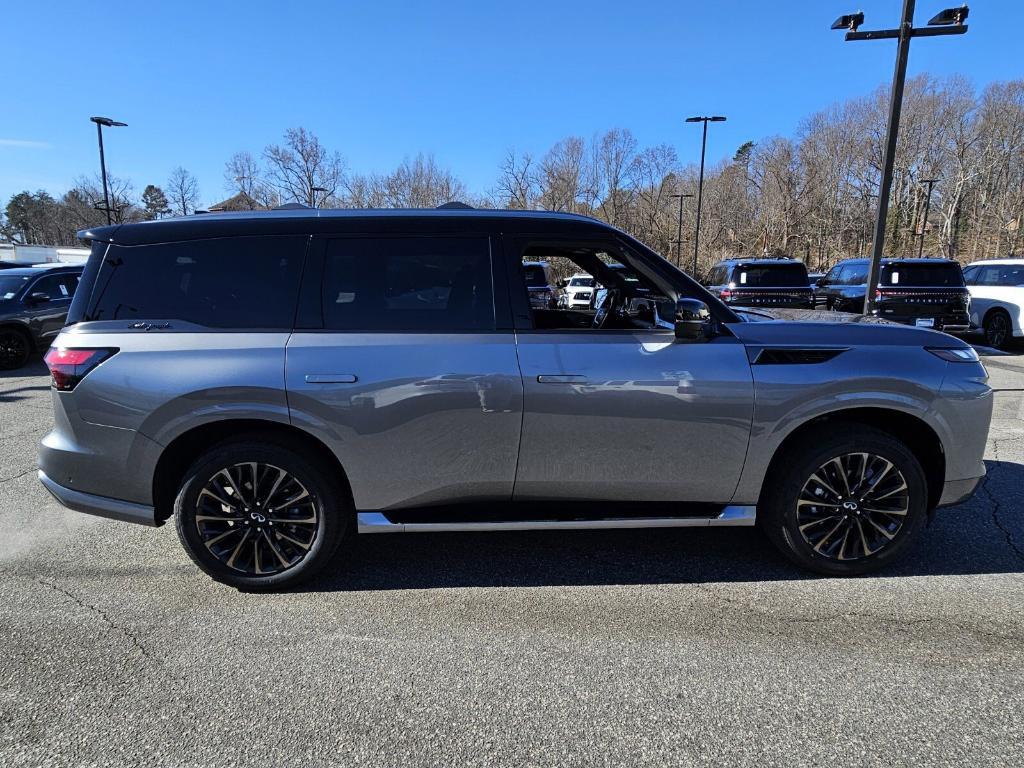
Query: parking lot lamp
[
  {"left": 89, "top": 117, "right": 127, "bottom": 225},
  {"left": 831, "top": 3, "right": 968, "bottom": 313},
  {"left": 685, "top": 116, "right": 726, "bottom": 277}
]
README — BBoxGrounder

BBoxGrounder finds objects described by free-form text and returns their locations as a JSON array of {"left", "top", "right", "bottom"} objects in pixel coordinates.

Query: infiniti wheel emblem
[
  {"left": 842, "top": 501, "right": 858, "bottom": 511},
  {"left": 250, "top": 511, "right": 266, "bottom": 523}
]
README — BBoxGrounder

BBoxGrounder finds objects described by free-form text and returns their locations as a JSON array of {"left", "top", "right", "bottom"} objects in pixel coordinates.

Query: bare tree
[
  {"left": 223, "top": 151, "right": 271, "bottom": 209},
  {"left": 494, "top": 150, "right": 541, "bottom": 209},
  {"left": 264, "top": 128, "right": 345, "bottom": 207},
  {"left": 167, "top": 167, "right": 201, "bottom": 216}
]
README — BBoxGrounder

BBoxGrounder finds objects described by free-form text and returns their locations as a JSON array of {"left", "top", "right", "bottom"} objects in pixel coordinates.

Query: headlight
[{"left": 926, "top": 346, "right": 980, "bottom": 363}]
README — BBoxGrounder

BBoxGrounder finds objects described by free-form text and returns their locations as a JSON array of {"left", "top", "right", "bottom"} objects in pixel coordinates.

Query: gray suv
[{"left": 39, "top": 210, "right": 992, "bottom": 590}]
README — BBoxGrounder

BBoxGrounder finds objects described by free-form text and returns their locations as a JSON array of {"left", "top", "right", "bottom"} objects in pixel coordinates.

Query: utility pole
[
  {"left": 831, "top": 3, "right": 969, "bottom": 313},
  {"left": 670, "top": 192, "right": 693, "bottom": 268},
  {"left": 918, "top": 178, "right": 939, "bottom": 257}
]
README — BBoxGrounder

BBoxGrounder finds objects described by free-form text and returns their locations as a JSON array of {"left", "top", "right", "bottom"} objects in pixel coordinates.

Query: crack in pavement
[
  {"left": 34, "top": 578, "right": 152, "bottom": 660},
  {"left": 0, "top": 467, "right": 36, "bottom": 484},
  {"left": 983, "top": 438, "right": 1024, "bottom": 565}
]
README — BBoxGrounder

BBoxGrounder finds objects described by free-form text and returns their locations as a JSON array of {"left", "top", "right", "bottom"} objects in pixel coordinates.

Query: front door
[{"left": 507, "top": 238, "right": 755, "bottom": 504}]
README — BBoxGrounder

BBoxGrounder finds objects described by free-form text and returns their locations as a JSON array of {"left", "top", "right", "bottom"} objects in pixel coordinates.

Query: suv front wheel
[
  {"left": 760, "top": 425, "right": 928, "bottom": 576},
  {"left": 174, "top": 437, "right": 347, "bottom": 590}
]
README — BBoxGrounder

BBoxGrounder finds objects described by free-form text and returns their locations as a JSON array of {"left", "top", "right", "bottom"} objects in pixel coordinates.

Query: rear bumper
[
  {"left": 38, "top": 470, "right": 158, "bottom": 526},
  {"left": 937, "top": 472, "right": 985, "bottom": 508}
]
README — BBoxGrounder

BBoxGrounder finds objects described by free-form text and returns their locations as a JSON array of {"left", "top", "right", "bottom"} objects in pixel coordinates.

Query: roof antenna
[{"left": 436, "top": 201, "right": 473, "bottom": 210}]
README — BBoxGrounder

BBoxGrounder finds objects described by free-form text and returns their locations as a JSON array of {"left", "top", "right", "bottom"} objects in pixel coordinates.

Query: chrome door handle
[
  {"left": 537, "top": 374, "right": 587, "bottom": 384},
  {"left": 305, "top": 374, "right": 358, "bottom": 384}
]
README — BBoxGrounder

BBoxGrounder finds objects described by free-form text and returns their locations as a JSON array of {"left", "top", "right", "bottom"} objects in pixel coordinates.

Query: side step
[{"left": 357, "top": 506, "right": 756, "bottom": 533}]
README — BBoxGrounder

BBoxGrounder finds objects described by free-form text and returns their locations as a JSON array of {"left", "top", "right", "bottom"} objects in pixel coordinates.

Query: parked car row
[{"left": 700, "top": 255, "right": 1023, "bottom": 349}]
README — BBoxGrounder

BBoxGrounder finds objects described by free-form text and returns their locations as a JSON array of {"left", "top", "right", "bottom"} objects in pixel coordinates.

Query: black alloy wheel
[
  {"left": 796, "top": 453, "right": 909, "bottom": 561},
  {"left": 760, "top": 425, "right": 927, "bottom": 576},
  {"left": 0, "top": 330, "right": 30, "bottom": 370},
  {"left": 174, "top": 438, "right": 347, "bottom": 590},
  {"left": 984, "top": 310, "right": 1010, "bottom": 350}
]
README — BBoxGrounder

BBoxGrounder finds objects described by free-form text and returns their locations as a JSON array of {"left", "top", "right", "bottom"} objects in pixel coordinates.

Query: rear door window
[
  {"left": 882, "top": 262, "right": 964, "bottom": 287},
  {"left": 80, "top": 236, "right": 307, "bottom": 328},
  {"left": 843, "top": 263, "right": 869, "bottom": 286},
  {"left": 321, "top": 237, "right": 494, "bottom": 331},
  {"left": 734, "top": 263, "right": 809, "bottom": 287}
]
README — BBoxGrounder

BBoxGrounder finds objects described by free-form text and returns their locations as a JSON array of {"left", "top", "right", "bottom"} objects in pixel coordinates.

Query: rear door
[
  {"left": 285, "top": 233, "right": 523, "bottom": 512},
  {"left": 22, "top": 272, "right": 75, "bottom": 344}
]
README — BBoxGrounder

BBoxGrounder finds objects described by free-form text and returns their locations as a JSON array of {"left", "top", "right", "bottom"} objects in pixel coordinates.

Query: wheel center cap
[
  {"left": 250, "top": 511, "right": 266, "bottom": 523},
  {"left": 842, "top": 501, "right": 859, "bottom": 512}
]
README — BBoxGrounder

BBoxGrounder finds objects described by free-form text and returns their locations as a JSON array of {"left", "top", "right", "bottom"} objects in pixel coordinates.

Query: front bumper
[{"left": 38, "top": 470, "right": 158, "bottom": 526}]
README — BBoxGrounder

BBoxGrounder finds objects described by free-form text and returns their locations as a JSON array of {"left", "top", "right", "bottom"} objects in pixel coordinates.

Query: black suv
[
  {"left": 703, "top": 258, "right": 813, "bottom": 309},
  {"left": 814, "top": 258, "right": 969, "bottom": 332},
  {"left": 0, "top": 265, "right": 84, "bottom": 370}
]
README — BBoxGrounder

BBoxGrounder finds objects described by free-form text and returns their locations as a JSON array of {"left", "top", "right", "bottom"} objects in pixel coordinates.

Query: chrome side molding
[{"left": 357, "top": 505, "right": 756, "bottom": 533}]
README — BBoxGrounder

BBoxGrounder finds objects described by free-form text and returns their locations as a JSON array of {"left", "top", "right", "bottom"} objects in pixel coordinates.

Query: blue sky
[{"left": 3, "top": 0, "right": 1018, "bottom": 207}]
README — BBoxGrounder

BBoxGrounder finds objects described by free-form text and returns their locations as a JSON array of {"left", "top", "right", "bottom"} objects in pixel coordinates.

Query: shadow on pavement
[
  {"left": 0, "top": 359, "right": 48, "bottom": 380},
  {"left": 300, "top": 459, "right": 1024, "bottom": 592}
]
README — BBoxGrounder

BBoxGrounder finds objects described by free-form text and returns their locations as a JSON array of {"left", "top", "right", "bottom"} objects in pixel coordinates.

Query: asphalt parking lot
[{"left": 2, "top": 345, "right": 1023, "bottom": 767}]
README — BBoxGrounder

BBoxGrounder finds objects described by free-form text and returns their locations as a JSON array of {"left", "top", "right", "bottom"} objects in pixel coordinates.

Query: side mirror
[
  {"left": 674, "top": 298, "right": 712, "bottom": 341},
  {"left": 27, "top": 292, "right": 50, "bottom": 306}
]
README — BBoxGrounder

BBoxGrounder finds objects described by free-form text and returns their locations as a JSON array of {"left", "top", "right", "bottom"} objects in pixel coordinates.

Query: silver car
[{"left": 38, "top": 210, "right": 992, "bottom": 590}]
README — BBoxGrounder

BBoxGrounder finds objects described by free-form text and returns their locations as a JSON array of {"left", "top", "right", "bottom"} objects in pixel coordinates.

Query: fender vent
[{"left": 754, "top": 348, "right": 846, "bottom": 365}]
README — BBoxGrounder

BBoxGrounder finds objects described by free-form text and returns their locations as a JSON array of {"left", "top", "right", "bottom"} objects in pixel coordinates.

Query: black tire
[
  {"left": 983, "top": 309, "right": 1012, "bottom": 350},
  {"left": 0, "top": 328, "right": 31, "bottom": 371},
  {"left": 174, "top": 436, "right": 348, "bottom": 591},
  {"left": 759, "top": 425, "right": 928, "bottom": 576}
]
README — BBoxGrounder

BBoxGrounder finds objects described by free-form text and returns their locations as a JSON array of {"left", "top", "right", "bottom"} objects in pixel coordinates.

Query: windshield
[
  {"left": 881, "top": 263, "right": 964, "bottom": 287},
  {"left": 522, "top": 265, "right": 549, "bottom": 288},
  {"left": 734, "top": 264, "right": 809, "bottom": 287},
  {"left": 570, "top": 277, "right": 594, "bottom": 287},
  {"left": 0, "top": 275, "right": 29, "bottom": 300}
]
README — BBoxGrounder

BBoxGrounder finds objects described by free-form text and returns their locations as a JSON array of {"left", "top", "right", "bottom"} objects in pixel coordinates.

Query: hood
[{"left": 726, "top": 307, "right": 972, "bottom": 348}]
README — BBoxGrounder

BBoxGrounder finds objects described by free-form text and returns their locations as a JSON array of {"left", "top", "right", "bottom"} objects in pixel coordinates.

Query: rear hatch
[
  {"left": 876, "top": 261, "right": 969, "bottom": 328},
  {"left": 723, "top": 262, "right": 813, "bottom": 308}
]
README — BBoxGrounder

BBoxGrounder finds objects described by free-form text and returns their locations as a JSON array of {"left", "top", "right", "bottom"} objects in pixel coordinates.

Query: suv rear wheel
[
  {"left": 760, "top": 425, "right": 928, "bottom": 576},
  {"left": 983, "top": 309, "right": 1011, "bottom": 350},
  {"left": 174, "top": 437, "right": 347, "bottom": 590}
]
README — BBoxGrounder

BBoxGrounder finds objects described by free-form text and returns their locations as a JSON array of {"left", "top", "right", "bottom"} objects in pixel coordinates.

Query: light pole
[
  {"left": 311, "top": 186, "right": 329, "bottom": 209},
  {"left": 670, "top": 192, "right": 694, "bottom": 267},
  {"left": 831, "top": 3, "right": 969, "bottom": 313},
  {"left": 685, "top": 115, "right": 726, "bottom": 277},
  {"left": 89, "top": 116, "right": 127, "bottom": 225},
  {"left": 917, "top": 177, "right": 939, "bottom": 257}
]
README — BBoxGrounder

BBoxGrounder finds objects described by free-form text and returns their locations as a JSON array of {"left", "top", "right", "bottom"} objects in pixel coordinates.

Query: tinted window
[
  {"left": 569, "top": 277, "right": 594, "bottom": 287},
  {"left": 322, "top": 237, "right": 493, "bottom": 331},
  {"left": 80, "top": 236, "right": 306, "bottom": 328},
  {"left": 881, "top": 262, "right": 963, "bottom": 287},
  {"left": 823, "top": 265, "right": 842, "bottom": 283},
  {"left": 523, "top": 264, "right": 549, "bottom": 288},
  {"left": 962, "top": 265, "right": 980, "bottom": 285},
  {"left": 28, "top": 274, "right": 73, "bottom": 301},
  {"left": 0, "top": 274, "right": 30, "bottom": 301},
  {"left": 843, "top": 263, "right": 869, "bottom": 286},
  {"left": 733, "top": 263, "right": 809, "bottom": 287}
]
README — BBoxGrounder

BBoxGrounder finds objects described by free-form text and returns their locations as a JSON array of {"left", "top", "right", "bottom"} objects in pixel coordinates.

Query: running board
[{"left": 357, "top": 505, "right": 756, "bottom": 533}]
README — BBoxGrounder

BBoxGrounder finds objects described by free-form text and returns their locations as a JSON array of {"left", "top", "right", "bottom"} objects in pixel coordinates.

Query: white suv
[
  {"left": 963, "top": 259, "right": 1024, "bottom": 349},
  {"left": 560, "top": 273, "right": 595, "bottom": 309}
]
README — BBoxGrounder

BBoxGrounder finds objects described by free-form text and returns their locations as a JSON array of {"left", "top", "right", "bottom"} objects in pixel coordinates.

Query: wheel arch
[
  {"left": 759, "top": 407, "right": 945, "bottom": 511},
  {"left": 152, "top": 419, "right": 354, "bottom": 524},
  {"left": 0, "top": 321, "right": 36, "bottom": 351}
]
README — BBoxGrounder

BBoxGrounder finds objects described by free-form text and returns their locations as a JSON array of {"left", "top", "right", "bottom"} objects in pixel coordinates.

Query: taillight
[
  {"left": 720, "top": 289, "right": 732, "bottom": 300},
  {"left": 43, "top": 347, "right": 117, "bottom": 391}
]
